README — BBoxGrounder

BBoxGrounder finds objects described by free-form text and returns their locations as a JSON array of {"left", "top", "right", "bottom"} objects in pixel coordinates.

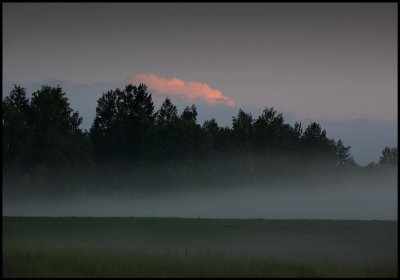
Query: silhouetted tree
[
  {"left": 232, "top": 109, "right": 255, "bottom": 182},
  {"left": 301, "top": 122, "right": 337, "bottom": 167},
  {"left": 2, "top": 85, "right": 32, "bottom": 171},
  {"left": 289, "top": 122, "right": 303, "bottom": 153},
  {"left": 155, "top": 98, "right": 178, "bottom": 126},
  {"left": 89, "top": 88, "right": 119, "bottom": 161},
  {"left": 148, "top": 98, "right": 179, "bottom": 160},
  {"left": 253, "top": 107, "right": 294, "bottom": 155},
  {"left": 335, "top": 139, "right": 353, "bottom": 166},
  {"left": 181, "top": 104, "right": 198, "bottom": 123},
  {"left": 29, "top": 85, "right": 90, "bottom": 169},
  {"left": 379, "top": 147, "right": 398, "bottom": 167},
  {"left": 232, "top": 109, "right": 254, "bottom": 149},
  {"left": 175, "top": 104, "right": 205, "bottom": 158},
  {"left": 202, "top": 118, "right": 220, "bottom": 153},
  {"left": 127, "top": 84, "right": 155, "bottom": 159},
  {"left": 90, "top": 84, "right": 155, "bottom": 162}
]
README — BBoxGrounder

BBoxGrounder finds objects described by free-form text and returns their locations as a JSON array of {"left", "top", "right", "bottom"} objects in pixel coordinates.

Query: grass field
[{"left": 3, "top": 217, "right": 398, "bottom": 277}]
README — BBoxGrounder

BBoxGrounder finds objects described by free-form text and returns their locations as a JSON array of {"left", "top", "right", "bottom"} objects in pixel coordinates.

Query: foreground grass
[
  {"left": 3, "top": 217, "right": 398, "bottom": 277},
  {"left": 3, "top": 248, "right": 397, "bottom": 278}
]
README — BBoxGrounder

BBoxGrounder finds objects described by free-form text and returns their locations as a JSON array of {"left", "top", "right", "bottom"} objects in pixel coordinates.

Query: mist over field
[{"left": 4, "top": 177, "right": 397, "bottom": 220}]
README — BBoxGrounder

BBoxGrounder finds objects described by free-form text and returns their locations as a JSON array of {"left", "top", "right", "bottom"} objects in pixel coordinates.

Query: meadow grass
[
  {"left": 3, "top": 217, "right": 398, "bottom": 277},
  {"left": 3, "top": 247, "right": 397, "bottom": 278}
]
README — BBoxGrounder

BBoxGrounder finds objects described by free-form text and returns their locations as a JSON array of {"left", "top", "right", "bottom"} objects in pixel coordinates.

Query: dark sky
[{"left": 3, "top": 3, "right": 398, "bottom": 164}]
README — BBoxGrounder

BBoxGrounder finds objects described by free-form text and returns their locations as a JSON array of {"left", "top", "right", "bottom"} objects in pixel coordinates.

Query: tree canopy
[{"left": 3, "top": 83, "right": 396, "bottom": 195}]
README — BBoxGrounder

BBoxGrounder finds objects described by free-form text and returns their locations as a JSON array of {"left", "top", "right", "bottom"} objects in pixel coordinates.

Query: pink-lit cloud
[{"left": 131, "top": 73, "right": 235, "bottom": 107}]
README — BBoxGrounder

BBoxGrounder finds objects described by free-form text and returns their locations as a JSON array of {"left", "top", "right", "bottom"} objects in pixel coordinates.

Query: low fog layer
[{"left": 4, "top": 183, "right": 397, "bottom": 220}]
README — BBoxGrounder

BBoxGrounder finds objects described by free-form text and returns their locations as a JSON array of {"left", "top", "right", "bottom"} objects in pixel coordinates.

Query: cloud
[{"left": 131, "top": 73, "right": 235, "bottom": 107}]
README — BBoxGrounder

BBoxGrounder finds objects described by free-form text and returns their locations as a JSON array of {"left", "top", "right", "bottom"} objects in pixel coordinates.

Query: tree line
[{"left": 2, "top": 84, "right": 398, "bottom": 194}]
